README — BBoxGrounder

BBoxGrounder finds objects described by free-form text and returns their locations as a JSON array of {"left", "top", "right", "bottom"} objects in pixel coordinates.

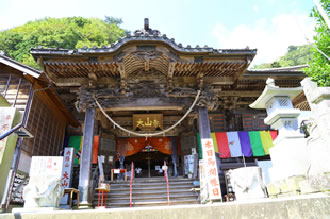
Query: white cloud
[
  {"left": 212, "top": 13, "right": 315, "bottom": 66},
  {"left": 252, "top": 5, "right": 259, "bottom": 13}
]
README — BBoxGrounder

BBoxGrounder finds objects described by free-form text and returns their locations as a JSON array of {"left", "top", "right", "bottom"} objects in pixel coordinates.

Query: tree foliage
[
  {"left": 304, "top": 0, "right": 330, "bottom": 87},
  {"left": 0, "top": 16, "right": 126, "bottom": 69},
  {"left": 253, "top": 45, "right": 313, "bottom": 69}
]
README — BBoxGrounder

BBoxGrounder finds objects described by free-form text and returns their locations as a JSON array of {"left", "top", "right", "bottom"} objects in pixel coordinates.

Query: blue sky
[{"left": 0, "top": 0, "right": 315, "bottom": 66}]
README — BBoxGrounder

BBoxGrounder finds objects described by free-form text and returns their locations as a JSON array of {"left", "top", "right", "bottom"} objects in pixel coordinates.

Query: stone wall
[{"left": 1, "top": 194, "right": 329, "bottom": 219}]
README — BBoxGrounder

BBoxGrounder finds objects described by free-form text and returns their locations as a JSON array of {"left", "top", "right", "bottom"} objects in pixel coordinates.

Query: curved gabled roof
[{"left": 31, "top": 18, "right": 257, "bottom": 57}]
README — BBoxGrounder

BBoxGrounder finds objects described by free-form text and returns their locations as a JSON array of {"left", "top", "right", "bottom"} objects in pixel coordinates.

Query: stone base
[
  {"left": 299, "top": 180, "right": 320, "bottom": 194},
  {"left": 78, "top": 203, "right": 94, "bottom": 209},
  {"left": 267, "top": 175, "right": 306, "bottom": 198},
  {"left": 267, "top": 174, "right": 330, "bottom": 198},
  {"left": 308, "top": 172, "right": 330, "bottom": 192},
  {"left": 266, "top": 183, "right": 280, "bottom": 198},
  {"left": 2, "top": 195, "right": 330, "bottom": 219},
  {"left": 269, "top": 137, "right": 309, "bottom": 182},
  {"left": 95, "top": 206, "right": 106, "bottom": 209},
  {"left": 12, "top": 207, "right": 61, "bottom": 213}
]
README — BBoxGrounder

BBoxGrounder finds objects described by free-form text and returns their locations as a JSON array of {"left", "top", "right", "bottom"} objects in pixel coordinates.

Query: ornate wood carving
[
  {"left": 117, "top": 62, "right": 127, "bottom": 94},
  {"left": 167, "top": 62, "right": 176, "bottom": 92},
  {"left": 130, "top": 50, "right": 163, "bottom": 63}
]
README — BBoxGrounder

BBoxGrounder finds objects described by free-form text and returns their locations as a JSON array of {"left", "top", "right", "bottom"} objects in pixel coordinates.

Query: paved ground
[{"left": 0, "top": 193, "right": 329, "bottom": 219}]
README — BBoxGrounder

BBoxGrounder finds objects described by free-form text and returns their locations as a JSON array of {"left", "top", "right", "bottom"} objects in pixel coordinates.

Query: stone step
[
  {"left": 94, "top": 178, "right": 200, "bottom": 208},
  {"left": 108, "top": 185, "right": 197, "bottom": 192},
  {"left": 96, "top": 189, "right": 197, "bottom": 197},
  {"left": 107, "top": 178, "right": 196, "bottom": 184},
  {"left": 95, "top": 192, "right": 198, "bottom": 201},
  {"left": 94, "top": 198, "right": 199, "bottom": 208},
  {"left": 108, "top": 181, "right": 197, "bottom": 187},
  {"left": 109, "top": 180, "right": 196, "bottom": 186}
]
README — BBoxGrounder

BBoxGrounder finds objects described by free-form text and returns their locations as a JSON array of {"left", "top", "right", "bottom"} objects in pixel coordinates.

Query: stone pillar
[{"left": 79, "top": 107, "right": 95, "bottom": 206}]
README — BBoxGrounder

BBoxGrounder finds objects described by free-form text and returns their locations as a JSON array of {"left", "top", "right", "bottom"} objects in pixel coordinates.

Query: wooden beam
[
  {"left": 240, "top": 71, "right": 307, "bottom": 80},
  {"left": 98, "top": 105, "right": 183, "bottom": 112},
  {"left": 232, "top": 57, "right": 250, "bottom": 88},
  {"left": 203, "top": 77, "right": 235, "bottom": 85},
  {"left": 217, "top": 90, "right": 262, "bottom": 97},
  {"left": 54, "top": 77, "right": 118, "bottom": 86},
  {"left": 87, "top": 97, "right": 194, "bottom": 111}
]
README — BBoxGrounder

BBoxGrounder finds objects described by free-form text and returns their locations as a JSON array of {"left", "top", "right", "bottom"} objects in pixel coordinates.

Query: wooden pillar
[
  {"left": 79, "top": 107, "right": 95, "bottom": 206},
  {"left": 198, "top": 106, "right": 222, "bottom": 200},
  {"left": 198, "top": 106, "right": 211, "bottom": 139}
]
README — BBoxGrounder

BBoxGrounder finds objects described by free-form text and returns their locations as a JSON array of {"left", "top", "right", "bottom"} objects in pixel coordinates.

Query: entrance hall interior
[{"left": 114, "top": 136, "right": 180, "bottom": 179}]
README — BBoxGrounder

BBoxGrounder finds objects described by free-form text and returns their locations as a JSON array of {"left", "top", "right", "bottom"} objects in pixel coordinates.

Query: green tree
[
  {"left": 0, "top": 16, "right": 126, "bottom": 69},
  {"left": 278, "top": 45, "right": 313, "bottom": 66},
  {"left": 252, "top": 45, "right": 313, "bottom": 69},
  {"left": 304, "top": 0, "right": 330, "bottom": 86}
]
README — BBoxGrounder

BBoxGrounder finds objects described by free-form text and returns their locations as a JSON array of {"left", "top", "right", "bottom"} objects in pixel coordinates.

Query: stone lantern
[{"left": 250, "top": 78, "right": 309, "bottom": 182}]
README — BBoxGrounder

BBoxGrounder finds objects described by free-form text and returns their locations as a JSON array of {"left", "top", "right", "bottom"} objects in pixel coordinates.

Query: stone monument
[
  {"left": 20, "top": 156, "right": 63, "bottom": 211},
  {"left": 250, "top": 79, "right": 309, "bottom": 196},
  {"left": 229, "top": 167, "right": 267, "bottom": 200},
  {"left": 300, "top": 78, "right": 330, "bottom": 192}
]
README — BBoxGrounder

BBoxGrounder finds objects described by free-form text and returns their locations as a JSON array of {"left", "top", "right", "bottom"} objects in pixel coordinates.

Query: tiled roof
[
  {"left": 0, "top": 51, "right": 41, "bottom": 78},
  {"left": 31, "top": 19, "right": 257, "bottom": 56}
]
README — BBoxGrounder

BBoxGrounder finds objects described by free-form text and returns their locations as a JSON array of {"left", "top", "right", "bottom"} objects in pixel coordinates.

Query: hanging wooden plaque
[{"left": 133, "top": 114, "right": 163, "bottom": 131}]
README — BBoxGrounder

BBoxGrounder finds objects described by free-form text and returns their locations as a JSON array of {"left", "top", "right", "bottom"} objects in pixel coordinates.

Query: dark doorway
[{"left": 125, "top": 148, "right": 171, "bottom": 178}]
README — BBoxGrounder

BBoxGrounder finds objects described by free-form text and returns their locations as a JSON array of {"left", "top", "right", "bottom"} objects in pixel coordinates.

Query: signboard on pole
[
  {"left": 60, "top": 148, "right": 75, "bottom": 205},
  {"left": 201, "top": 138, "right": 222, "bottom": 201}
]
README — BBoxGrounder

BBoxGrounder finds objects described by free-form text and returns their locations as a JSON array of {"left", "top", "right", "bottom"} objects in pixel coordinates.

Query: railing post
[
  {"left": 163, "top": 161, "right": 170, "bottom": 205},
  {"left": 130, "top": 162, "right": 134, "bottom": 207}
]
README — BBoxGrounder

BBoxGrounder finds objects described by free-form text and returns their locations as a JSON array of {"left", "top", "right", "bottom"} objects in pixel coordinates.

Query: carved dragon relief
[{"left": 130, "top": 50, "right": 163, "bottom": 62}]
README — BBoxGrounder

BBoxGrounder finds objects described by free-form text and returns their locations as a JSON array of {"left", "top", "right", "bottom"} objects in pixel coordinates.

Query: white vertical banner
[
  {"left": 201, "top": 138, "right": 222, "bottom": 201},
  {"left": 60, "top": 148, "right": 75, "bottom": 205}
]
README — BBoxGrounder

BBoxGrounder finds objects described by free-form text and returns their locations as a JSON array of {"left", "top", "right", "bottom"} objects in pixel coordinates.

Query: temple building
[{"left": 1, "top": 19, "right": 309, "bottom": 208}]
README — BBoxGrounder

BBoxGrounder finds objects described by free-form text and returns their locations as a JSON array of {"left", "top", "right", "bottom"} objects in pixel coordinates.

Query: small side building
[{"left": 0, "top": 52, "right": 78, "bottom": 208}]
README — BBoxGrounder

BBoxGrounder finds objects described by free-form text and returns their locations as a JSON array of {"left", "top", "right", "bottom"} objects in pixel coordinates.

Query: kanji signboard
[
  {"left": 0, "top": 107, "right": 18, "bottom": 165},
  {"left": 133, "top": 114, "right": 163, "bottom": 131},
  {"left": 60, "top": 148, "right": 75, "bottom": 204}
]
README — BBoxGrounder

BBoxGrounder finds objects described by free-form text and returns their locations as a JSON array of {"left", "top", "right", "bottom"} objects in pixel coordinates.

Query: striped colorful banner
[{"left": 198, "top": 130, "right": 277, "bottom": 158}]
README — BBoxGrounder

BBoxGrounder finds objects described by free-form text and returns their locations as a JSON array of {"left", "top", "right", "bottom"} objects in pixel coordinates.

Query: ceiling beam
[
  {"left": 217, "top": 90, "right": 262, "bottom": 97},
  {"left": 98, "top": 105, "right": 183, "bottom": 112}
]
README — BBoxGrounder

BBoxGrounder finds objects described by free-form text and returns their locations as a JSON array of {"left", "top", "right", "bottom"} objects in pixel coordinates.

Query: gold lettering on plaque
[{"left": 133, "top": 114, "right": 163, "bottom": 131}]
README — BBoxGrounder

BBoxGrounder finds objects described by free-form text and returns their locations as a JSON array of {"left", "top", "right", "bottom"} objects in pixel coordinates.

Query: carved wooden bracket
[
  {"left": 197, "top": 72, "right": 204, "bottom": 89},
  {"left": 118, "top": 62, "right": 127, "bottom": 95},
  {"left": 167, "top": 62, "right": 176, "bottom": 93},
  {"left": 88, "top": 72, "right": 97, "bottom": 87}
]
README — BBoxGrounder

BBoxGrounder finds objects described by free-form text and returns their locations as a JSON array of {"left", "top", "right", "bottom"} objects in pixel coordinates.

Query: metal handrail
[
  {"left": 130, "top": 162, "right": 134, "bottom": 207},
  {"left": 163, "top": 161, "right": 170, "bottom": 205}
]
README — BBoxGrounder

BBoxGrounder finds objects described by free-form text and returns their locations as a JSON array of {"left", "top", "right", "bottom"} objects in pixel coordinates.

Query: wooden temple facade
[{"left": 26, "top": 19, "right": 308, "bottom": 205}]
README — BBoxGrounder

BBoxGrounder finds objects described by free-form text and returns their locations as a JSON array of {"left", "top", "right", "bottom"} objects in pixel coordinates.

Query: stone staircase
[{"left": 93, "top": 178, "right": 200, "bottom": 208}]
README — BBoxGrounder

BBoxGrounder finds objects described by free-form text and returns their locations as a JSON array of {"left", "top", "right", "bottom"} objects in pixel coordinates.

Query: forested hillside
[
  {"left": 0, "top": 16, "right": 126, "bottom": 69},
  {"left": 253, "top": 45, "right": 313, "bottom": 69}
]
